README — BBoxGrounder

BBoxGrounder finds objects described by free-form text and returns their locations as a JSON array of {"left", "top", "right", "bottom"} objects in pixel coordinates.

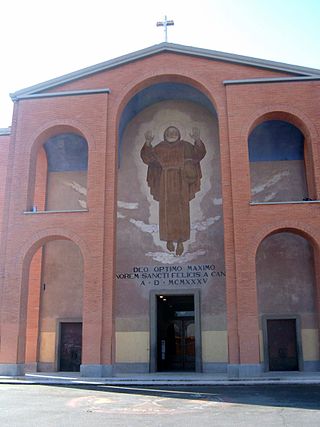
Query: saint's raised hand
[
  {"left": 189, "top": 127, "right": 200, "bottom": 141},
  {"left": 144, "top": 130, "right": 154, "bottom": 146}
]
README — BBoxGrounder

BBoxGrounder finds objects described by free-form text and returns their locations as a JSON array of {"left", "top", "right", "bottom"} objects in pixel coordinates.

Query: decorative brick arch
[
  {"left": 27, "top": 118, "right": 96, "bottom": 157},
  {"left": 251, "top": 221, "right": 320, "bottom": 372},
  {"left": 0, "top": 228, "right": 91, "bottom": 367},
  {"left": 115, "top": 73, "right": 220, "bottom": 131},
  {"left": 251, "top": 221, "right": 320, "bottom": 261},
  {"left": 241, "top": 104, "right": 319, "bottom": 142},
  {"left": 18, "top": 227, "right": 90, "bottom": 270},
  {"left": 25, "top": 119, "right": 92, "bottom": 211},
  {"left": 242, "top": 105, "right": 320, "bottom": 200},
  {"left": 239, "top": 222, "right": 320, "bottom": 304}
]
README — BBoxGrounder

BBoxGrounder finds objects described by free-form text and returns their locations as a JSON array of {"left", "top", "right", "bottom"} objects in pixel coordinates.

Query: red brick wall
[
  {"left": 0, "top": 51, "right": 319, "bottom": 369},
  {"left": 0, "top": 135, "right": 10, "bottom": 246}
]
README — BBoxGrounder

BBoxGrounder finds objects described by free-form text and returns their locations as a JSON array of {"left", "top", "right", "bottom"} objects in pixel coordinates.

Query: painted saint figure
[{"left": 141, "top": 126, "right": 206, "bottom": 255}]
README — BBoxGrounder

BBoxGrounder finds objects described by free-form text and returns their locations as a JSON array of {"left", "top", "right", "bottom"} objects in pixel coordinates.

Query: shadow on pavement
[{"left": 36, "top": 383, "right": 320, "bottom": 410}]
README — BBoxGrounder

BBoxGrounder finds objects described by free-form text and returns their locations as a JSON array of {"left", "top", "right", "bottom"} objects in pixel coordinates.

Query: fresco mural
[
  {"left": 141, "top": 126, "right": 206, "bottom": 256},
  {"left": 44, "top": 133, "right": 88, "bottom": 211},
  {"left": 249, "top": 121, "right": 308, "bottom": 203},
  {"left": 116, "top": 99, "right": 226, "bottom": 371}
]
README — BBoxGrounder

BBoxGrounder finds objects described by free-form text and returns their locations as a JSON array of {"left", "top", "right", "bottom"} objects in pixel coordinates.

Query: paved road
[{"left": 0, "top": 384, "right": 320, "bottom": 426}]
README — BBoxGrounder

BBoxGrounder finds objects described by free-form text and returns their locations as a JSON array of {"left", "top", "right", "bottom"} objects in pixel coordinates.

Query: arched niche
[
  {"left": 249, "top": 120, "right": 308, "bottom": 202},
  {"left": 256, "top": 231, "right": 319, "bottom": 371},
  {"left": 25, "top": 237, "right": 84, "bottom": 372},
  {"left": 33, "top": 132, "right": 88, "bottom": 211},
  {"left": 118, "top": 82, "right": 217, "bottom": 164},
  {"left": 115, "top": 81, "right": 227, "bottom": 374}
]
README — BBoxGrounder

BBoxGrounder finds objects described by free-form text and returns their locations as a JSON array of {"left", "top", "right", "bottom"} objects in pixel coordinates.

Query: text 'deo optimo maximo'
[{"left": 116, "top": 264, "right": 225, "bottom": 286}]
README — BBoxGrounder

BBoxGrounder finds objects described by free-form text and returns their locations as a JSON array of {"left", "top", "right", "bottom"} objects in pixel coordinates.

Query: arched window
[{"left": 249, "top": 120, "right": 308, "bottom": 202}]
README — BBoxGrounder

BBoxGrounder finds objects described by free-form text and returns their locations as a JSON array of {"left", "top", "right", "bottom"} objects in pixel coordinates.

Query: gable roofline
[{"left": 10, "top": 42, "right": 320, "bottom": 100}]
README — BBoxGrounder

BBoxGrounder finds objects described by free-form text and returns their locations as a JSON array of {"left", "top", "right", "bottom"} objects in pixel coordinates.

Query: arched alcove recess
[
  {"left": 114, "top": 77, "right": 229, "bottom": 374},
  {"left": 28, "top": 124, "right": 89, "bottom": 212},
  {"left": 252, "top": 223, "right": 320, "bottom": 325},
  {"left": 116, "top": 74, "right": 219, "bottom": 149},
  {"left": 255, "top": 228, "right": 320, "bottom": 371},
  {"left": 247, "top": 111, "right": 317, "bottom": 202},
  {"left": 0, "top": 228, "right": 89, "bottom": 372},
  {"left": 23, "top": 233, "right": 85, "bottom": 372},
  {"left": 116, "top": 73, "right": 219, "bottom": 123}
]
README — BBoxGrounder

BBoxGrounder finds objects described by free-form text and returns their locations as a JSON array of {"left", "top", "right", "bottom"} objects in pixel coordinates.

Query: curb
[{"left": 1, "top": 378, "right": 320, "bottom": 386}]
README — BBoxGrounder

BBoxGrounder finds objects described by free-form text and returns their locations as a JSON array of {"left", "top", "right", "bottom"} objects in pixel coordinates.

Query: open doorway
[{"left": 157, "top": 295, "right": 195, "bottom": 371}]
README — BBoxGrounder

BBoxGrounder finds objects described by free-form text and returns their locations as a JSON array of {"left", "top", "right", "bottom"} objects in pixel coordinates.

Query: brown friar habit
[{"left": 141, "top": 138, "right": 206, "bottom": 243}]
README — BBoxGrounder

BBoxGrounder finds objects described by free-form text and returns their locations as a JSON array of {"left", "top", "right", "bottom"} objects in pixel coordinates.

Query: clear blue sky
[{"left": 1, "top": 0, "right": 319, "bottom": 127}]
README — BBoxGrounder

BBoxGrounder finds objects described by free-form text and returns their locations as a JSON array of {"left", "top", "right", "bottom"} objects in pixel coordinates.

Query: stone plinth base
[
  {"left": 80, "top": 364, "right": 113, "bottom": 377},
  {"left": 0, "top": 363, "right": 25, "bottom": 376},
  {"left": 228, "top": 364, "right": 262, "bottom": 378}
]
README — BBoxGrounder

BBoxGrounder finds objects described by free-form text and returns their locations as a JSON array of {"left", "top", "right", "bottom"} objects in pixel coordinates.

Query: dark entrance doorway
[
  {"left": 267, "top": 319, "right": 299, "bottom": 371},
  {"left": 157, "top": 295, "right": 195, "bottom": 371},
  {"left": 59, "top": 322, "right": 82, "bottom": 372}
]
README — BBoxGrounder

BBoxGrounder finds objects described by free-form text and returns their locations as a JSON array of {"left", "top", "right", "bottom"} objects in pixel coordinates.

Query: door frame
[
  {"left": 56, "top": 318, "right": 82, "bottom": 372},
  {"left": 262, "top": 315, "right": 304, "bottom": 372},
  {"left": 150, "top": 289, "right": 202, "bottom": 373}
]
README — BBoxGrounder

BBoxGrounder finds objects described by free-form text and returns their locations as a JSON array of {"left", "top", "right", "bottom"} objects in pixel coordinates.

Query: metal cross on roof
[{"left": 156, "top": 15, "right": 174, "bottom": 42}]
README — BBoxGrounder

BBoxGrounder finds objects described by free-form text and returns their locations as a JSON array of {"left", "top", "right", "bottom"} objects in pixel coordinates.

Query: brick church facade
[{"left": 0, "top": 43, "right": 320, "bottom": 377}]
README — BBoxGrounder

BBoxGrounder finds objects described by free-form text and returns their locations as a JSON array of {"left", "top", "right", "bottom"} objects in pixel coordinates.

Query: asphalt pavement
[{"left": 0, "top": 383, "right": 320, "bottom": 426}]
